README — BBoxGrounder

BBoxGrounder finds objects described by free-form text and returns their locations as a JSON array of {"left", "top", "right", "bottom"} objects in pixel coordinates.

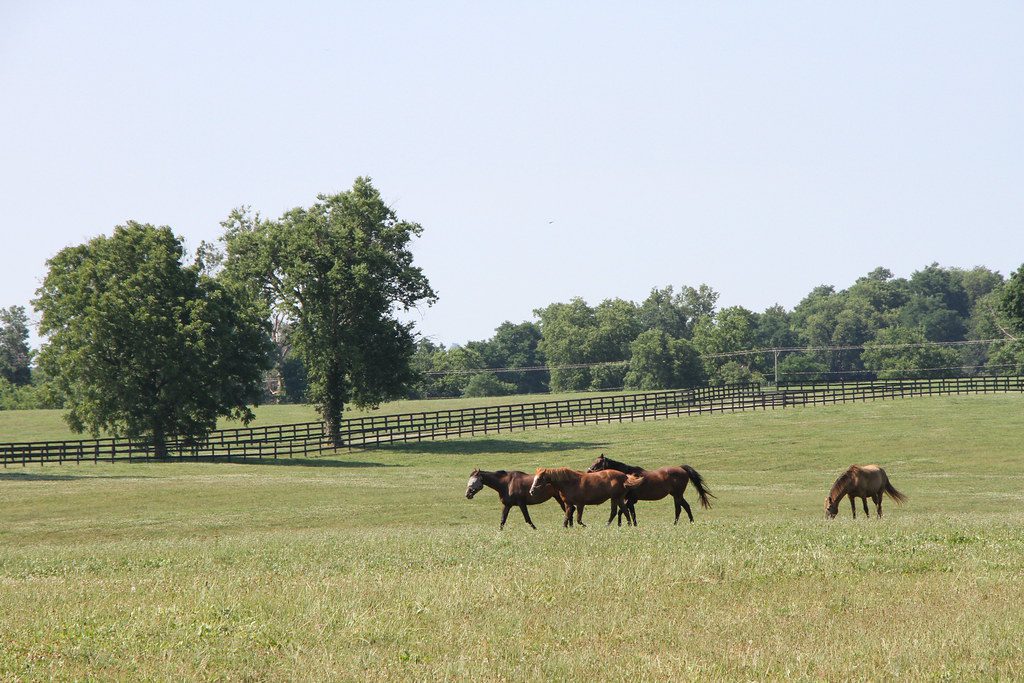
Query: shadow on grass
[
  {"left": 214, "top": 456, "right": 402, "bottom": 468},
  {"left": 376, "top": 438, "right": 609, "bottom": 455},
  {"left": 0, "top": 471, "right": 141, "bottom": 481}
]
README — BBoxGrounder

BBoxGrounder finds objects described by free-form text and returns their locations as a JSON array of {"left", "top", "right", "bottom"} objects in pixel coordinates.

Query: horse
[
  {"left": 528, "top": 467, "right": 630, "bottom": 528},
  {"left": 824, "top": 464, "right": 907, "bottom": 519},
  {"left": 588, "top": 453, "right": 714, "bottom": 525},
  {"left": 465, "top": 468, "right": 566, "bottom": 529}
]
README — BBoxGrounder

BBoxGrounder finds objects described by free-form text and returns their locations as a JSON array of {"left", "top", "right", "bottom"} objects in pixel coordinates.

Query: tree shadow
[
  {"left": 376, "top": 438, "right": 610, "bottom": 455},
  {"left": 0, "top": 471, "right": 139, "bottom": 481},
  {"left": 213, "top": 456, "right": 401, "bottom": 468}
]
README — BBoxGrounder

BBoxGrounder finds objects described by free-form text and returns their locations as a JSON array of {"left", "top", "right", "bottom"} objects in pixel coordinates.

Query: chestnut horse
[
  {"left": 825, "top": 464, "right": 906, "bottom": 519},
  {"left": 529, "top": 467, "right": 629, "bottom": 528},
  {"left": 465, "top": 469, "right": 566, "bottom": 529},
  {"left": 588, "top": 454, "right": 714, "bottom": 525}
]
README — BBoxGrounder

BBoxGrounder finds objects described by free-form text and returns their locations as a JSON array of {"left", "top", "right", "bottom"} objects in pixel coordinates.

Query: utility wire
[{"left": 424, "top": 338, "right": 1017, "bottom": 377}]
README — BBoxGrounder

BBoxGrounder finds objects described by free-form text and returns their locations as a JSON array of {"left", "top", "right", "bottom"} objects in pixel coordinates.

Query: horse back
[
  {"left": 849, "top": 464, "right": 887, "bottom": 495},
  {"left": 627, "top": 467, "right": 687, "bottom": 499},
  {"left": 571, "top": 469, "right": 627, "bottom": 504}
]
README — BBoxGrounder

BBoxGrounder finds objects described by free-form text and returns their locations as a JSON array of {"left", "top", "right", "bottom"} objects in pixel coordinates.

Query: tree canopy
[
  {"left": 32, "top": 222, "right": 273, "bottom": 455},
  {"left": 222, "top": 177, "right": 436, "bottom": 444},
  {"left": 0, "top": 305, "right": 32, "bottom": 386}
]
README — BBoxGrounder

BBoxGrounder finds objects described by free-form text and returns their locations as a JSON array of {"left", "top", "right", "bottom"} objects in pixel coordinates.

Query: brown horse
[
  {"left": 588, "top": 454, "right": 714, "bottom": 525},
  {"left": 824, "top": 464, "right": 907, "bottom": 519},
  {"left": 465, "top": 469, "right": 566, "bottom": 529},
  {"left": 528, "top": 467, "right": 629, "bottom": 528}
]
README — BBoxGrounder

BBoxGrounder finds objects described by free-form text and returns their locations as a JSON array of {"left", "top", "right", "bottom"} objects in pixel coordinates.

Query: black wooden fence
[{"left": 2, "top": 375, "right": 1023, "bottom": 466}]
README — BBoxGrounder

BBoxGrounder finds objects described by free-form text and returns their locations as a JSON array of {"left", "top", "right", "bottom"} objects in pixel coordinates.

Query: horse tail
[
  {"left": 682, "top": 465, "right": 714, "bottom": 509},
  {"left": 884, "top": 478, "right": 907, "bottom": 504}
]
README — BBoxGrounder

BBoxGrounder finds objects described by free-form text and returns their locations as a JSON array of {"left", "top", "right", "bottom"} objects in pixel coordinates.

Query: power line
[
  {"left": 423, "top": 338, "right": 1017, "bottom": 377},
  {"left": 783, "top": 362, "right": 1023, "bottom": 377}
]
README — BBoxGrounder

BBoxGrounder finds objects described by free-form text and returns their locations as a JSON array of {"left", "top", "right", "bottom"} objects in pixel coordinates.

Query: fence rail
[{"left": 3, "top": 375, "right": 1023, "bottom": 466}]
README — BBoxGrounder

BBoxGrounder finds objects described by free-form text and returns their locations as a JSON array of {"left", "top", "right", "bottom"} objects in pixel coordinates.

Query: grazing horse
[
  {"left": 588, "top": 454, "right": 714, "bottom": 525},
  {"left": 824, "top": 464, "right": 907, "bottom": 519},
  {"left": 465, "top": 469, "right": 565, "bottom": 529},
  {"left": 528, "top": 467, "right": 629, "bottom": 528}
]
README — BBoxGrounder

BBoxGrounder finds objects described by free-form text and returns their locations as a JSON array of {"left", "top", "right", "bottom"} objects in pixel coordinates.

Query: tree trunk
[
  {"left": 325, "top": 367, "right": 345, "bottom": 448},
  {"left": 152, "top": 420, "right": 169, "bottom": 459}
]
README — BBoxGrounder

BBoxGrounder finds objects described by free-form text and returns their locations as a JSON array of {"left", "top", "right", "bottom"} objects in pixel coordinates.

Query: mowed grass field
[{"left": 1, "top": 394, "right": 1024, "bottom": 680}]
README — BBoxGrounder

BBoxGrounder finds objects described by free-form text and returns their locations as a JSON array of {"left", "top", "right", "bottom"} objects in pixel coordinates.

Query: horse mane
[
  {"left": 537, "top": 467, "right": 581, "bottom": 483},
  {"left": 601, "top": 456, "right": 644, "bottom": 474},
  {"left": 828, "top": 468, "right": 855, "bottom": 500}
]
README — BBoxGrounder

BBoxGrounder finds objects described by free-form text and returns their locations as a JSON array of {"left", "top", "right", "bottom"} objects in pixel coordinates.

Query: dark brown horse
[
  {"left": 528, "top": 467, "right": 629, "bottom": 528},
  {"left": 825, "top": 464, "right": 907, "bottom": 519},
  {"left": 588, "top": 454, "right": 714, "bottom": 524},
  {"left": 465, "top": 469, "right": 566, "bottom": 529}
]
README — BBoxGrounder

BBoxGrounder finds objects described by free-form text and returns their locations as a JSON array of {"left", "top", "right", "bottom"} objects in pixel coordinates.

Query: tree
[
  {"left": 691, "top": 306, "right": 758, "bottom": 382},
  {"left": 33, "top": 222, "right": 272, "bottom": 456},
  {"left": 223, "top": 178, "right": 436, "bottom": 445},
  {"left": 909, "top": 263, "right": 970, "bottom": 318},
  {"left": 535, "top": 298, "right": 598, "bottom": 392},
  {"left": 776, "top": 353, "right": 829, "bottom": 384},
  {"left": 624, "top": 330, "right": 704, "bottom": 390},
  {"left": 466, "top": 321, "right": 547, "bottom": 394},
  {"left": 0, "top": 306, "right": 33, "bottom": 386},
  {"left": 638, "top": 286, "right": 689, "bottom": 338},
  {"left": 861, "top": 326, "right": 961, "bottom": 379},
  {"left": 462, "top": 372, "right": 516, "bottom": 398},
  {"left": 428, "top": 346, "right": 485, "bottom": 397},
  {"left": 1000, "top": 263, "right": 1024, "bottom": 336}
]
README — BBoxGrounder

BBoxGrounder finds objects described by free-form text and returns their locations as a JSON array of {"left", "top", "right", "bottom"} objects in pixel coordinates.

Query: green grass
[
  {"left": 1, "top": 394, "right": 1023, "bottom": 680},
  {"left": 0, "top": 389, "right": 631, "bottom": 442}
]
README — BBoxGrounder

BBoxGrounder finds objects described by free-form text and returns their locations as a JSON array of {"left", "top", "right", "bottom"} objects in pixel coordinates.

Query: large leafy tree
[
  {"left": 0, "top": 305, "right": 33, "bottom": 386},
  {"left": 624, "top": 330, "right": 703, "bottom": 390},
  {"left": 223, "top": 178, "right": 436, "bottom": 445},
  {"left": 33, "top": 222, "right": 272, "bottom": 456},
  {"left": 535, "top": 298, "right": 598, "bottom": 392},
  {"left": 861, "top": 326, "right": 962, "bottom": 379},
  {"left": 1001, "top": 264, "right": 1024, "bottom": 336}
]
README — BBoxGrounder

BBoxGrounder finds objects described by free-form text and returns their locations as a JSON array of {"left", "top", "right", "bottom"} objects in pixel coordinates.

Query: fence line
[{"left": 2, "top": 376, "right": 1023, "bottom": 466}]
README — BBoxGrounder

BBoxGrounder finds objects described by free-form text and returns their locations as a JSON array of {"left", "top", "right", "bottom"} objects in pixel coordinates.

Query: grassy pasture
[
  {"left": 0, "top": 390, "right": 629, "bottom": 442},
  {"left": 1, "top": 394, "right": 1023, "bottom": 680}
]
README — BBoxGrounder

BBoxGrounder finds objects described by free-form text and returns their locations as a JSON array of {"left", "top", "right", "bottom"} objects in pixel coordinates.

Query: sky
[{"left": 2, "top": 2, "right": 1022, "bottom": 349}]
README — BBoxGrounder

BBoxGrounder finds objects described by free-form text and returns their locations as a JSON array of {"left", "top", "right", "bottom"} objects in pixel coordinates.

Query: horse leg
[
  {"left": 850, "top": 496, "right": 856, "bottom": 519},
  {"left": 608, "top": 501, "right": 619, "bottom": 526},
  {"left": 874, "top": 492, "right": 883, "bottom": 518},
  {"left": 862, "top": 497, "right": 869, "bottom": 518},
  {"left": 499, "top": 503, "right": 512, "bottom": 530},
  {"left": 519, "top": 503, "right": 536, "bottom": 529},
  {"left": 563, "top": 504, "right": 574, "bottom": 528},
  {"left": 576, "top": 504, "right": 586, "bottom": 527},
  {"left": 630, "top": 500, "right": 638, "bottom": 526},
  {"left": 678, "top": 495, "right": 694, "bottom": 523}
]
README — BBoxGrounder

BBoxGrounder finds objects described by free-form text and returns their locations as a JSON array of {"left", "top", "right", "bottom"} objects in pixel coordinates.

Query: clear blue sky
[{"left": 2, "top": 2, "right": 1022, "bottom": 348}]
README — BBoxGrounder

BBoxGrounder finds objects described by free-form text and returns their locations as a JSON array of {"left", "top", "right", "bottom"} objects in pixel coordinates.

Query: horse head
[
  {"left": 466, "top": 468, "right": 484, "bottom": 499},
  {"left": 587, "top": 454, "right": 608, "bottom": 472},
  {"left": 624, "top": 473, "right": 645, "bottom": 489},
  {"left": 824, "top": 495, "right": 839, "bottom": 519},
  {"left": 529, "top": 468, "right": 550, "bottom": 497}
]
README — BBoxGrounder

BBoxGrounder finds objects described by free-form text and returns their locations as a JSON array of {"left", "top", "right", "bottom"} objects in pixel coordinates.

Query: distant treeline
[
  {"left": 5, "top": 263, "right": 1024, "bottom": 408},
  {"left": 382, "top": 264, "right": 1021, "bottom": 399}
]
